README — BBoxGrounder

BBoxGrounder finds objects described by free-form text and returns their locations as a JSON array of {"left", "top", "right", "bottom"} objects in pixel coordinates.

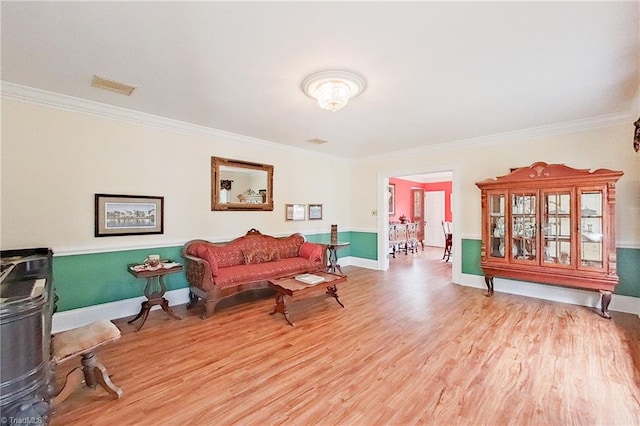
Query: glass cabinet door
[
  {"left": 542, "top": 191, "right": 572, "bottom": 266},
  {"left": 488, "top": 193, "right": 506, "bottom": 259},
  {"left": 511, "top": 192, "right": 537, "bottom": 262},
  {"left": 579, "top": 190, "right": 604, "bottom": 269}
]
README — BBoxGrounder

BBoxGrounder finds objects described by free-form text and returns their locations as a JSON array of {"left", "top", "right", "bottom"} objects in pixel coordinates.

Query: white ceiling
[
  {"left": 399, "top": 172, "right": 453, "bottom": 184},
  {"left": 2, "top": 2, "right": 638, "bottom": 160}
]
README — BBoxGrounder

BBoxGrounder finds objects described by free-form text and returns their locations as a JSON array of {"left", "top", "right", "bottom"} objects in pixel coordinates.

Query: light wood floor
[{"left": 51, "top": 247, "right": 640, "bottom": 425}]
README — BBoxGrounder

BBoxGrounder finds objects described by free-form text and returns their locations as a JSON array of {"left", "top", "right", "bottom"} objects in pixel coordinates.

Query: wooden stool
[{"left": 51, "top": 320, "right": 123, "bottom": 407}]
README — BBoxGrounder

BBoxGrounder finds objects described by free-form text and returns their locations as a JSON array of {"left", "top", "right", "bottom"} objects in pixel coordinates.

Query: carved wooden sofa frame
[{"left": 181, "top": 229, "right": 327, "bottom": 319}]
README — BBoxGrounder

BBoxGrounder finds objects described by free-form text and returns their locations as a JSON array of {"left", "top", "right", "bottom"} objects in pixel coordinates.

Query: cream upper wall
[
  {"left": 1, "top": 99, "right": 351, "bottom": 253},
  {"left": 350, "top": 122, "right": 640, "bottom": 248},
  {"left": 3, "top": 97, "right": 639, "bottom": 254}
]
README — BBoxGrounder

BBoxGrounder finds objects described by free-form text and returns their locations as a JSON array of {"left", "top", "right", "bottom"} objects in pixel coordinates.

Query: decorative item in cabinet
[
  {"left": 488, "top": 193, "right": 506, "bottom": 258},
  {"left": 411, "top": 188, "right": 425, "bottom": 251},
  {"left": 475, "top": 162, "right": 623, "bottom": 318}
]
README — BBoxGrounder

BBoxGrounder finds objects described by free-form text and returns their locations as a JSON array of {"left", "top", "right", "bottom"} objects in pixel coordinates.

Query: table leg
[
  {"left": 132, "top": 301, "right": 152, "bottom": 332},
  {"left": 154, "top": 275, "right": 181, "bottom": 319},
  {"left": 160, "top": 297, "right": 182, "bottom": 320},
  {"left": 326, "top": 284, "right": 345, "bottom": 308},
  {"left": 127, "top": 301, "right": 146, "bottom": 324},
  {"left": 130, "top": 275, "right": 182, "bottom": 331},
  {"left": 326, "top": 247, "right": 343, "bottom": 275},
  {"left": 270, "top": 293, "right": 294, "bottom": 326}
]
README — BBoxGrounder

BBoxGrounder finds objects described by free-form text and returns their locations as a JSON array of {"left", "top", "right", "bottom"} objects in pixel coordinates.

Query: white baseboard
[
  {"left": 52, "top": 288, "right": 191, "bottom": 333},
  {"left": 458, "top": 273, "right": 640, "bottom": 316},
  {"left": 341, "top": 256, "right": 378, "bottom": 270}
]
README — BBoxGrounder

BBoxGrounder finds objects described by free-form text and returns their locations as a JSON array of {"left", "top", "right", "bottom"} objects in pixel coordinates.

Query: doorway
[{"left": 382, "top": 170, "right": 453, "bottom": 272}]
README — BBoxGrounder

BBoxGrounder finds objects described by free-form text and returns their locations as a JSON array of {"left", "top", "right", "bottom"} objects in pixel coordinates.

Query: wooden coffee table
[{"left": 268, "top": 271, "right": 347, "bottom": 326}]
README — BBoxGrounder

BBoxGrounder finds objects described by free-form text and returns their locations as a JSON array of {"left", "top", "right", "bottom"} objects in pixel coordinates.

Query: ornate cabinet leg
[
  {"left": 599, "top": 290, "right": 612, "bottom": 319},
  {"left": 484, "top": 275, "right": 494, "bottom": 297}
]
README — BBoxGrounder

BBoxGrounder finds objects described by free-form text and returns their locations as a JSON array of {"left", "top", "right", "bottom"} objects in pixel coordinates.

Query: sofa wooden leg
[
  {"left": 202, "top": 300, "right": 218, "bottom": 319},
  {"left": 186, "top": 291, "right": 199, "bottom": 309}
]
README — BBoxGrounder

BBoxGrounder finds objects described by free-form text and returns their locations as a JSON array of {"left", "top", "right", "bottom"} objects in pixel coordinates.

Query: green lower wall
[
  {"left": 54, "top": 231, "right": 377, "bottom": 312},
  {"left": 461, "top": 239, "right": 483, "bottom": 276},
  {"left": 616, "top": 248, "right": 640, "bottom": 297},
  {"left": 461, "top": 238, "right": 640, "bottom": 298},
  {"left": 304, "top": 232, "right": 350, "bottom": 257},
  {"left": 305, "top": 231, "right": 377, "bottom": 260},
  {"left": 53, "top": 246, "right": 188, "bottom": 311},
  {"left": 349, "top": 232, "right": 378, "bottom": 260},
  {"left": 52, "top": 233, "right": 639, "bottom": 312}
]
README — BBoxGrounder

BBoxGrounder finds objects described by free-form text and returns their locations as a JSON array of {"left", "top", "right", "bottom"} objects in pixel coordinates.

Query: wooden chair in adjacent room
[{"left": 442, "top": 221, "right": 453, "bottom": 262}]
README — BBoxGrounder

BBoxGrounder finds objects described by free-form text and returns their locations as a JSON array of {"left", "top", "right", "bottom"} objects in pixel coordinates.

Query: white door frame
[{"left": 377, "top": 166, "right": 460, "bottom": 284}]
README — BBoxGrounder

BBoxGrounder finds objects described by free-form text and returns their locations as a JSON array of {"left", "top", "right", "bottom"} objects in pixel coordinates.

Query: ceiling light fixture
[{"left": 302, "top": 70, "right": 366, "bottom": 112}]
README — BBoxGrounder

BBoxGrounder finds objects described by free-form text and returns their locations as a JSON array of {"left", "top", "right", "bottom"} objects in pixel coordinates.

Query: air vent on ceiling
[
  {"left": 306, "top": 138, "right": 329, "bottom": 145},
  {"left": 91, "top": 75, "right": 136, "bottom": 96}
]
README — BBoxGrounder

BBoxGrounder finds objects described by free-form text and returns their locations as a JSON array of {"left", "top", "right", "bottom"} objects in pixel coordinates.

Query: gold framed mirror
[{"left": 211, "top": 157, "right": 274, "bottom": 211}]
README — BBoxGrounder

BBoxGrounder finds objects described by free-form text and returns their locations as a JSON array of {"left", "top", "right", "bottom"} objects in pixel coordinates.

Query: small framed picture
[
  {"left": 388, "top": 184, "right": 396, "bottom": 215},
  {"left": 308, "top": 204, "right": 323, "bottom": 220},
  {"left": 95, "top": 194, "right": 164, "bottom": 237},
  {"left": 285, "top": 204, "right": 306, "bottom": 221}
]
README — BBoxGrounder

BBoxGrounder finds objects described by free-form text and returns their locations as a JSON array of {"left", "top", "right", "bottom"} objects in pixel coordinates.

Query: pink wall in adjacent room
[
  {"left": 389, "top": 177, "right": 452, "bottom": 222},
  {"left": 389, "top": 178, "right": 414, "bottom": 222}
]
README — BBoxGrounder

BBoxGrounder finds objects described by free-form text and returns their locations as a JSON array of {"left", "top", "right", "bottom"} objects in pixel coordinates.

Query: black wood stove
[{"left": 1, "top": 248, "right": 55, "bottom": 424}]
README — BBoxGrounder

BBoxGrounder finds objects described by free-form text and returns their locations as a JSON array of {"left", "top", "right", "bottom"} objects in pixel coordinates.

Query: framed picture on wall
[
  {"left": 308, "top": 204, "right": 323, "bottom": 220},
  {"left": 285, "top": 204, "right": 305, "bottom": 221},
  {"left": 388, "top": 184, "right": 396, "bottom": 215},
  {"left": 95, "top": 194, "right": 164, "bottom": 237}
]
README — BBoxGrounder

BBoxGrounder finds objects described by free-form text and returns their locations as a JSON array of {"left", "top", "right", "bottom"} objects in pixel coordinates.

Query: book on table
[{"left": 294, "top": 273, "right": 325, "bottom": 285}]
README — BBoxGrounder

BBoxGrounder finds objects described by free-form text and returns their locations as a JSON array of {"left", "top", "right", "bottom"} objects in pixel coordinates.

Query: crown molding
[
  {"left": 358, "top": 111, "right": 634, "bottom": 163},
  {"left": 0, "top": 81, "right": 346, "bottom": 162},
  {"left": 1, "top": 81, "right": 632, "bottom": 164},
  {"left": 0, "top": 81, "right": 230, "bottom": 138}
]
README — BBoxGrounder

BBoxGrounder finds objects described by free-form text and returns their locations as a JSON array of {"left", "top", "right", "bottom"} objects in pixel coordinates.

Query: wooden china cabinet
[{"left": 475, "top": 162, "right": 623, "bottom": 318}]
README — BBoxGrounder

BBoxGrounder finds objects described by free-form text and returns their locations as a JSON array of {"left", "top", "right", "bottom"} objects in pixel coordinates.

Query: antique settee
[{"left": 181, "top": 229, "right": 327, "bottom": 318}]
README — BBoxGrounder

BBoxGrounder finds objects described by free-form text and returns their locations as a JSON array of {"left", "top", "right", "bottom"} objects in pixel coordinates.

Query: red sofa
[{"left": 181, "top": 229, "right": 327, "bottom": 318}]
